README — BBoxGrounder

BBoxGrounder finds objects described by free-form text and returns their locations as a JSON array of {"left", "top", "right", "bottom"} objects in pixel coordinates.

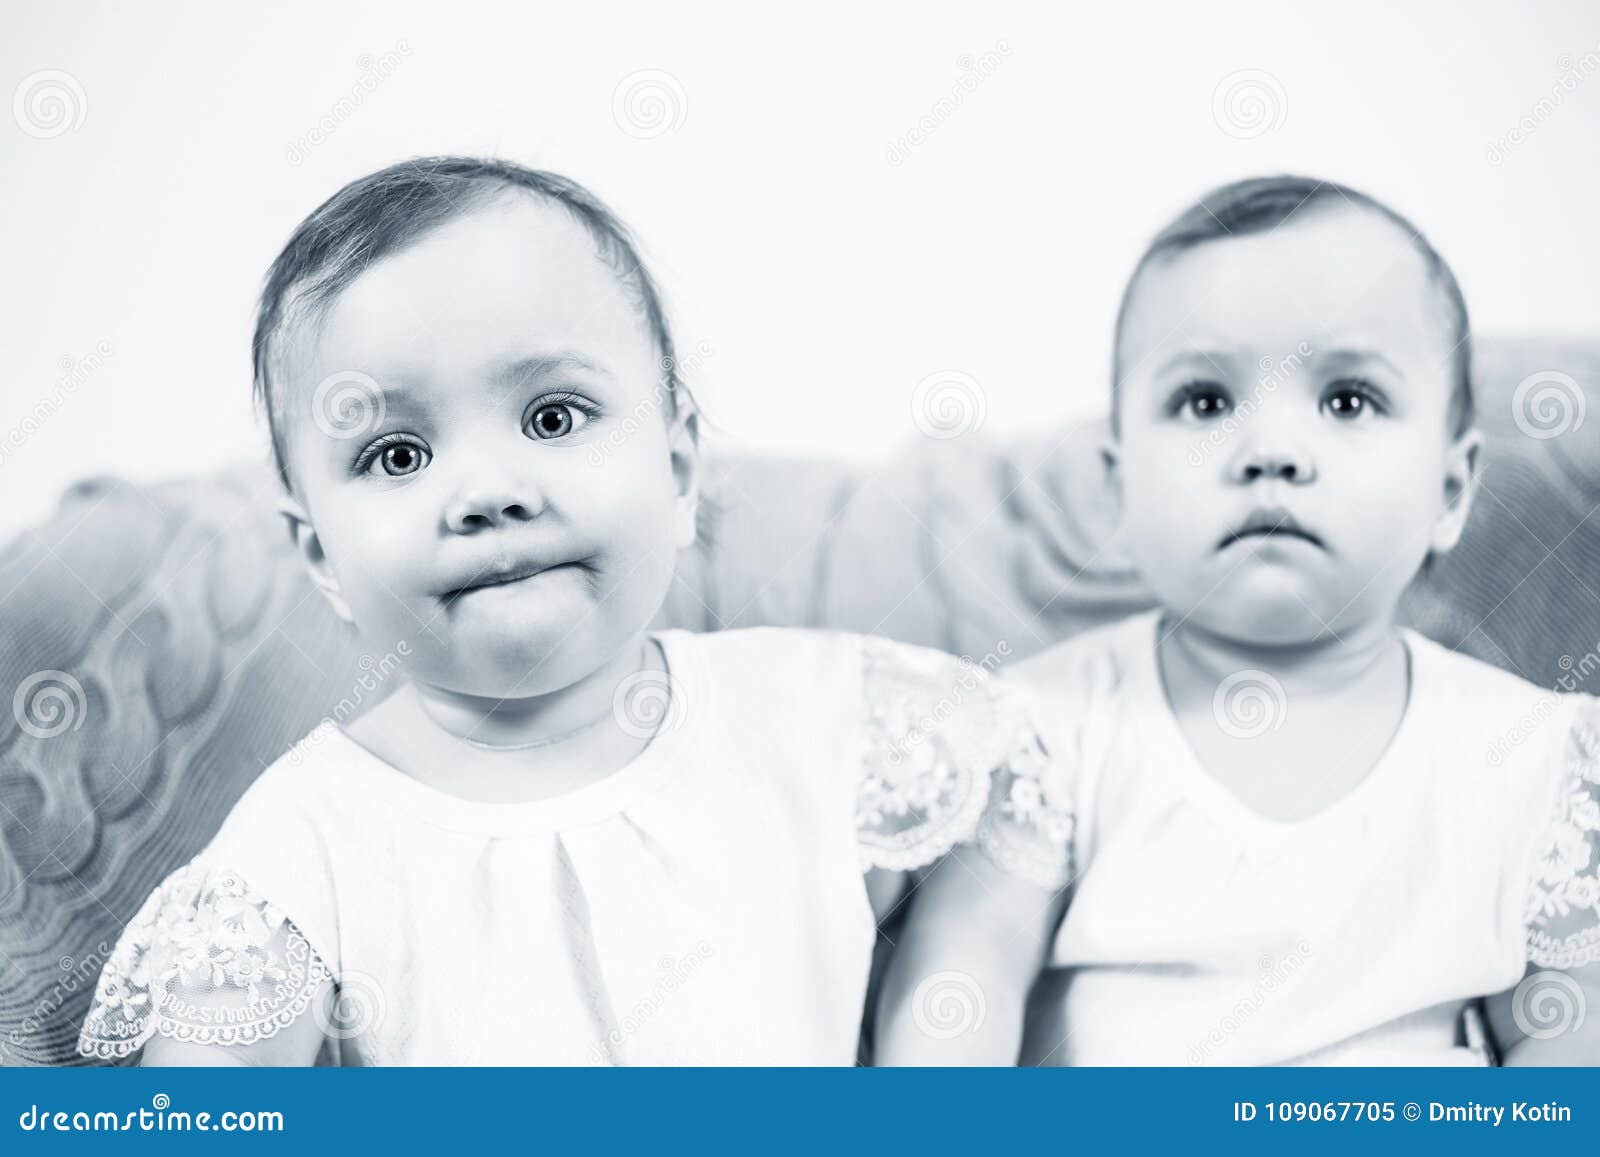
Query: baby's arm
[
  {"left": 853, "top": 636, "right": 1076, "bottom": 1064},
  {"left": 874, "top": 844, "right": 1068, "bottom": 1065},
  {"left": 1485, "top": 964, "right": 1600, "bottom": 1065}
]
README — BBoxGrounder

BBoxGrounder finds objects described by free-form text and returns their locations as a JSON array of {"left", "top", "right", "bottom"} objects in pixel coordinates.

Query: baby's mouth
[
  {"left": 1217, "top": 510, "right": 1325, "bottom": 552},
  {"left": 440, "top": 558, "right": 578, "bottom": 602}
]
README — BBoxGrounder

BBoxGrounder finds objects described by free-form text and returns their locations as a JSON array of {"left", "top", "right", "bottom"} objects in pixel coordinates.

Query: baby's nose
[
  {"left": 443, "top": 487, "right": 540, "bottom": 533},
  {"left": 1228, "top": 436, "right": 1316, "bottom": 485},
  {"left": 1242, "top": 453, "right": 1303, "bottom": 482}
]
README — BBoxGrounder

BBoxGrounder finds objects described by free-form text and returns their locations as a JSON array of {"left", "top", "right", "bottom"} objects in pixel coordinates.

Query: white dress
[
  {"left": 78, "top": 628, "right": 1044, "bottom": 1065},
  {"left": 978, "top": 610, "right": 1600, "bottom": 1066}
]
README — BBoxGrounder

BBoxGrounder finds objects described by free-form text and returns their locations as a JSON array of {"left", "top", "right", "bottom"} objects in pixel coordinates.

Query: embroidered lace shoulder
[
  {"left": 77, "top": 862, "right": 333, "bottom": 1060},
  {"left": 856, "top": 637, "right": 1056, "bottom": 872},
  {"left": 972, "top": 690, "right": 1076, "bottom": 891},
  {"left": 1526, "top": 699, "right": 1600, "bottom": 969}
]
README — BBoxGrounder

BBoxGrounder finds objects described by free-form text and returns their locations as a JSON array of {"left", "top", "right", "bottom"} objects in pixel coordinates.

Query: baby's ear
[
  {"left": 274, "top": 490, "right": 354, "bottom": 624},
  {"left": 1097, "top": 428, "right": 1125, "bottom": 518},
  {"left": 668, "top": 406, "right": 702, "bottom": 551},
  {"left": 1431, "top": 426, "right": 1485, "bottom": 555}
]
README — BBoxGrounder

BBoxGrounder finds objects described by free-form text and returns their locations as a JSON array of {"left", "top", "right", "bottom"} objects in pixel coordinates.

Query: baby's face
[
  {"left": 1110, "top": 204, "right": 1479, "bottom": 646},
  {"left": 277, "top": 196, "right": 697, "bottom": 698}
]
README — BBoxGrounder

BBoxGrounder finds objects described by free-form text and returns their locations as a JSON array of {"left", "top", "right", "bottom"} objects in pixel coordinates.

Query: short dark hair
[
  {"left": 1111, "top": 175, "right": 1474, "bottom": 436},
  {"left": 252, "top": 156, "right": 687, "bottom": 493}
]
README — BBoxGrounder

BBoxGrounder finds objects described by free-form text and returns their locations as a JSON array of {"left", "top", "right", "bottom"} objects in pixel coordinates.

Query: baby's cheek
[
  {"left": 581, "top": 437, "right": 681, "bottom": 532},
  {"left": 336, "top": 522, "right": 418, "bottom": 593},
  {"left": 1126, "top": 464, "right": 1212, "bottom": 539},
  {"left": 596, "top": 514, "right": 682, "bottom": 608},
  {"left": 1332, "top": 484, "right": 1436, "bottom": 597},
  {"left": 320, "top": 520, "right": 427, "bottom": 631},
  {"left": 1351, "top": 461, "right": 1442, "bottom": 532}
]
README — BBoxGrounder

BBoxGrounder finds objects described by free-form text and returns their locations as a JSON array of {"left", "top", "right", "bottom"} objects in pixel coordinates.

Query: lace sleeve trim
[
  {"left": 974, "top": 704, "right": 1076, "bottom": 890},
  {"left": 1526, "top": 705, "right": 1600, "bottom": 970},
  {"left": 855, "top": 639, "right": 1048, "bottom": 872},
  {"left": 76, "top": 862, "right": 332, "bottom": 1060}
]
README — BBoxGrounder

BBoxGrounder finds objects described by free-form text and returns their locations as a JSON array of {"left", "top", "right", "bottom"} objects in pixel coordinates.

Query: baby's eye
[
  {"left": 1321, "top": 378, "right": 1384, "bottom": 421},
  {"left": 1171, "top": 381, "right": 1234, "bottom": 422},
  {"left": 357, "top": 436, "right": 431, "bottom": 478},
  {"left": 524, "top": 397, "right": 595, "bottom": 441}
]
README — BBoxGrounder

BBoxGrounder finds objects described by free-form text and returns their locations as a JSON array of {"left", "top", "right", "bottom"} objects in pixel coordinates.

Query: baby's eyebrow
[
  {"left": 489, "top": 352, "right": 613, "bottom": 386},
  {"left": 1316, "top": 347, "right": 1406, "bottom": 378},
  {"left": 1154, "top": 348, "right": 1248, "bottom": 376}
]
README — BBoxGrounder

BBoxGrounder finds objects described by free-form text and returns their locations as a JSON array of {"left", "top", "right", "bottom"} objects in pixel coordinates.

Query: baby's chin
[
  {"left": 379, "top": 619, "right": 583, "bottom": 701},
  {"left": 420, "top": 606, "right": 662, "bottom": 701},
  {"left": 457, "top": 632, "right": 614, "bottom": 699},
  {"left": 1171, "top": 579, "right": 1346, "bottom": 650},
  {"left": 1194, "top": 605, "right": 1336, "bottom": 650}
]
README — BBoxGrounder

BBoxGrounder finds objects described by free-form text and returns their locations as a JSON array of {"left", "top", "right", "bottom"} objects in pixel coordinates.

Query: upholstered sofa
[{"left": 3, "top": 336, "right": 1597, "bottom": 1065}]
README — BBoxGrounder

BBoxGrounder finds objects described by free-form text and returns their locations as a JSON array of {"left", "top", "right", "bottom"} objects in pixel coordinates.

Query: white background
[{"left": 3, "top": 0, "right": 1597, "bottom": 541}]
